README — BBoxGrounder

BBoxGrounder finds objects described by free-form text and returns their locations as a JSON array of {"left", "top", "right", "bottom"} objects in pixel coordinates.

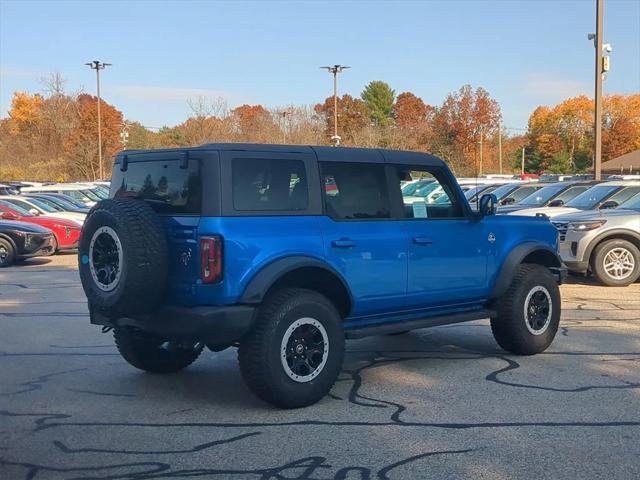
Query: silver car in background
[{"left": 553, "top": 193, "right": 640, "bottom": 286}]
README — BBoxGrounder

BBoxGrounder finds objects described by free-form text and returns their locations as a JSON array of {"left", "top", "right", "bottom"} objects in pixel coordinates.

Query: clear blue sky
[{"left": 1, "top": 0, "right": 638, "bottom": 131}]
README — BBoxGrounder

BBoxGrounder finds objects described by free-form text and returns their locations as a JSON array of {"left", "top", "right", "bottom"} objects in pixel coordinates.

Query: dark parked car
[
  {"left": 497, "top": 181, "right": 601, "bottom": 214},
  {"left": 490, "top": 182, "right": 545, "bottom": 206},
  {"left": 0, "top": 220, "right": 55, "bottom": 267}
]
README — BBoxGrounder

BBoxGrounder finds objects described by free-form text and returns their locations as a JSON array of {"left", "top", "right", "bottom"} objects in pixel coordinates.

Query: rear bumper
[{"left": 90, "top": 304, "right": 257, "bottom": 345}]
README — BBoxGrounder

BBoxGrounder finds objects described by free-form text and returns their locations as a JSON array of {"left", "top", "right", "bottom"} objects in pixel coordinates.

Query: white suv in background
[
  {"left": 20, "top": 184, "right": 103, "bottom": 206},
  {"left": 509, "top": 181, "right": 640, "bottom": 218},
  {"left": 553, "top": 193, "right": 640, "bottom": 286}
]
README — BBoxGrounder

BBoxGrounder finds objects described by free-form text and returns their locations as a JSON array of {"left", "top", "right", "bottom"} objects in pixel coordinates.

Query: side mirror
[
  {"left": 548, "top": 199, "right": 564, "bottom": 207},
  {"left": 1, "top": 211, "right": 18, "bottom": 220},
  {"left": 479, "top": 194, "right": 498, "bottom": 216},
  {"left": 500, "top": 197, "right": 515, "bottom": 205},
  {"left": 29, "top": 208, "right": 40, "bottom": 216},
  {"left": 600, "top": 200, "right": 618, "bottom": 209}
]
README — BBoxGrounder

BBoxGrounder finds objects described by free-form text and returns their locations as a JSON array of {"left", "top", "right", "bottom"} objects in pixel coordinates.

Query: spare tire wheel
[{"left": 78, "top": 199, "right": 168, "bottom": 316}]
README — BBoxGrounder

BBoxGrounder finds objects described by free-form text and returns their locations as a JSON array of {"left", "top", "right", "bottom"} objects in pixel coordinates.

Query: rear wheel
[
  {"left": 591, "top": 239, "right": 640, "bottom": 287},
  {"left": 238, "top": 288, "right": 344, "bottom": 408},
  {"left": 114, "top": 328, "right": 203, "bottom": 373},
  {"left": 491, "top": 264, "right": 561, "bottom": 355},
  {"left": 0, "top": 239, "right": 15, "bottom": 267}
]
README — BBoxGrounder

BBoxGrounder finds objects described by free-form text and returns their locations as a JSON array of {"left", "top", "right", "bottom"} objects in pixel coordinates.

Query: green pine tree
[{"left": 361, "top": 81, "right": 396, "bottom": 127}]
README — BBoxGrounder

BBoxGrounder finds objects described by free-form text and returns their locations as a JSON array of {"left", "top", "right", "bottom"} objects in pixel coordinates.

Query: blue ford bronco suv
[{"left": 79, "top": 144, "right": 565, "bottom": 408}]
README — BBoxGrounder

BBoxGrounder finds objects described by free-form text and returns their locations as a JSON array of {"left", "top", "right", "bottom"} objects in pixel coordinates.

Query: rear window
[
  {"left": 112, "top": 159, "right": 201, "bottom": 214},
  {"left": 232, "top": 158, "right": 308, "bottom": 211}
]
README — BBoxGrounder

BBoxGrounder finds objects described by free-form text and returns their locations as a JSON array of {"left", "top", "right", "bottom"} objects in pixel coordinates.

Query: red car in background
[{"left": 0, "top": 201, "right": 81, "bottom": 252}]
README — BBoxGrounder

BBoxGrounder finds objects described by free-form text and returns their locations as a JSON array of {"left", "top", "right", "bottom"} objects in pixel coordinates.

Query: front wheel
[
  {"left": 491, "top": 264, "right": 561, "bottom": 355},
  {"left": 238, "top": 288, "right": 344, "bottom": 408},
  {"left": 114, "top": 328, "right": 203, "bottom": 373},
  {"left": 591, "top": 239, "right": 640, "bottom": 287},
  {"left": 0, "top": 239, "right": 15, "bottom": 267}
]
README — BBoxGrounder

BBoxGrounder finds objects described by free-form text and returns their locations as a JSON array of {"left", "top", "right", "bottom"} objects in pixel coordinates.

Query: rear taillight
[{"left": 200, "top": 236, "right": 223, "bottom": 284}]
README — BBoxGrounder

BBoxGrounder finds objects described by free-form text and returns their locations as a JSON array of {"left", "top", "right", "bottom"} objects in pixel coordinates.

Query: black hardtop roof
[{"left": 115, "top": 143, "right": 446, "bottom": 167}]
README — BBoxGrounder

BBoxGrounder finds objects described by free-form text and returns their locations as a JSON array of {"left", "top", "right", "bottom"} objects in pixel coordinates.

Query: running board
[{"left": 345, "top": 309, "right": 495, "bottom": 339}]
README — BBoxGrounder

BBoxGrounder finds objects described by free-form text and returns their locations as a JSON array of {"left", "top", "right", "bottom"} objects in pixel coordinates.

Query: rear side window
[
  {"left": 320, "top": 162, "right": 390, "bottom": 220},
  {"left": 232, "top": 158, "right": 308, "bottom": 211},
  {"left": 231, "top": 158, "right": 309, "bottom": 211},
  {"left": 112, "top": 159, "right": 201, "bottom": 214}
]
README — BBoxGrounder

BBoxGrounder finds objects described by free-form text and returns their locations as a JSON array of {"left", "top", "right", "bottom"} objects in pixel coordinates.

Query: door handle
[
  {"left": 331, "top": 238, "right": 357, "bottom": 248},
  {"left": 412, "top": 236, "right": 433, "bottom": 245}
]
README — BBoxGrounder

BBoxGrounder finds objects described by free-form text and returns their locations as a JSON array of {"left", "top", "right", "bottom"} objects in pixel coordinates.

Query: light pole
[
  {"left": 320, "top": 65, "right": 350, "bottom": 145},
  {"left": 588, "top": 0, "right": 604, "bottom": 180},
  {"left": 280, "top": 109, "right": 292, "bottom": 144},
  {"left": 85, "top": 60, "right": 111, "bottom": 179}
]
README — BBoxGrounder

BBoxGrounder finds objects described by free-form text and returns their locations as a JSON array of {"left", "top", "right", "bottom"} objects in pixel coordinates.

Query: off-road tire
[
  {"left": 491, "top": 264, "right": 561, "bottom": 355},
  {"left": 114, "top": 327, "right": 203, "bottom": 373},
  {"left": 591, "top": 239, "right": 640, "bottom": 287},
  {"left": 238, "top": 288, "right": 344, "bottom": 408},
  {"left": 0, "top": 239, "right": 15, "bottom": 267},
  {"left": 78, "top": 199, "right": 168, "bottom": 316}
]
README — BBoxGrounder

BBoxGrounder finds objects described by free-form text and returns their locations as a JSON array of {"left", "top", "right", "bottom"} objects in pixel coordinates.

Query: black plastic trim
[
  {"left": 238, "top": 255, "right": 353, "bottom": 310},
  {"left": 582, "top": 228, "right": 640, "bottom": 263},
  {"left": 490, "top": 242, "right": 562, "bottom": 299},
  {"left": 345, "top": 309, "right": 495, "bottom": 339}
]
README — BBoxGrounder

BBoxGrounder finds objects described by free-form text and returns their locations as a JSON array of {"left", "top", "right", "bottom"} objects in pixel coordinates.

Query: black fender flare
[
  {"left": 490, "top": 242, "right": 561, "bottom": 299},
  {"left": 583, "top": 229, "right": 640, "bottom": 263},
  {"left": 239, "top": 255, "right": 354, "bottom": 308}
]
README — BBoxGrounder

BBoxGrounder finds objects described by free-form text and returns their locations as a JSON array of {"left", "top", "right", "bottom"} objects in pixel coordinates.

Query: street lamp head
[{"left": 587, "top": 33, "right": 596, "bottom": 41}]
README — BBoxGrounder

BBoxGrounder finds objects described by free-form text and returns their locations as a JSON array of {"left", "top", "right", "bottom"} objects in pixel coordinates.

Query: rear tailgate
[{"left": 111, "top": 149, "right": 218, "bottom": 306}]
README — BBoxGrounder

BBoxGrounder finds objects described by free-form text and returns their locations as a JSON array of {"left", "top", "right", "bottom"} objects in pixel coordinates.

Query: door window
[
  {"left": 395, "top": 166, "right": 464, "bottom": 219},
  {"left": 320, "top": 162, "right": 390, "bottom": 220}
]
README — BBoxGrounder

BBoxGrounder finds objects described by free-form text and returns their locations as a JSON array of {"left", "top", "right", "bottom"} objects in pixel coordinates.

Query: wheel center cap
[{"left": 295, "top": 344, "right": 305, "bottom": 354}]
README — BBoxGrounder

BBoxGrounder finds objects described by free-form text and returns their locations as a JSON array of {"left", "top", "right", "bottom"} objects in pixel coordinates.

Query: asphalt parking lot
[{"left": 1, "top": 254, "right": 639, "bottom": 479}]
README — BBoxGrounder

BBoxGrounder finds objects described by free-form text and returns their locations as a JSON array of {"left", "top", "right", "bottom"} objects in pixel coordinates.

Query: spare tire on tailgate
[{"left": 78, "top": 199, "right": 168, "bottom": 316}]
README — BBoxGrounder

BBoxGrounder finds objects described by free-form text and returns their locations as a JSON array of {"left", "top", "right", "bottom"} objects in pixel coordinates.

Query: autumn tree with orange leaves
[
  {"left": 521, "top": 94, "right": 640, "bottom": 173},
  {"left": 2, "top": 73, "right": 639, "bottom": 181}
]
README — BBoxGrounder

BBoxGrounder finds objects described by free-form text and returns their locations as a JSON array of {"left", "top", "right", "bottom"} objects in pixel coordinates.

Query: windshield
[
  {"left": 93, "top": 185, "right": 110, "bottom": 197},
  {"left": 412, "top": 182, "right": 442, "bottom": 199},
  {"left": 517, "top": 183, "right": 567, "bottom": 206},
  {"left": 37, "top": 195, "right": 78, "bottom": 211},
  {"left": 619, "top": 192, "right": 640, "bottom": 211},
  {"left": 0, "top": 200, "right": 33, "bottom": 216},
  {"left": 401, "top": 179, "right": 433, "bottom": 196},
  {"left": 82, "top": 189, "right": 102, "bottom": 201},
  {"left": 565, "top": 185, "right": 619, "bottom": 209},
  {"left": 26, "top": 197, "right": 60, "bottom": 213},
  {"left": 56, "top": 193, "right": 89, "bottom": 207},
  {"left": 489, "top": 183, "right": 518, "bottom": 199}
]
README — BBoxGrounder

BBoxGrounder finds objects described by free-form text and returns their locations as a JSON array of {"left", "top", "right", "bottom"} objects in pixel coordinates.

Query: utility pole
[
  {"left": 588, "top": 0, "right": 604, "bottom": 180},
  {"left": 478, "top": 127, "right": 484, "bottom": 177},
  {"left": 498, "top": 126, "right": 503, "bottom": 174},
  {"left": 521, "top": 147, "right": 526, "bottom": 175},
  {"left": 85, "top": 60, "right": 111, "bottom": 180},
  {"left": 320, "top": 65, "right": 350, "bottom": 146}
]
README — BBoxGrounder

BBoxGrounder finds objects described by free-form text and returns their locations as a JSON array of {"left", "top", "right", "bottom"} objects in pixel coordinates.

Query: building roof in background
[{"left": 603, "top": 150, "right": 640, "bottom": 172}]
